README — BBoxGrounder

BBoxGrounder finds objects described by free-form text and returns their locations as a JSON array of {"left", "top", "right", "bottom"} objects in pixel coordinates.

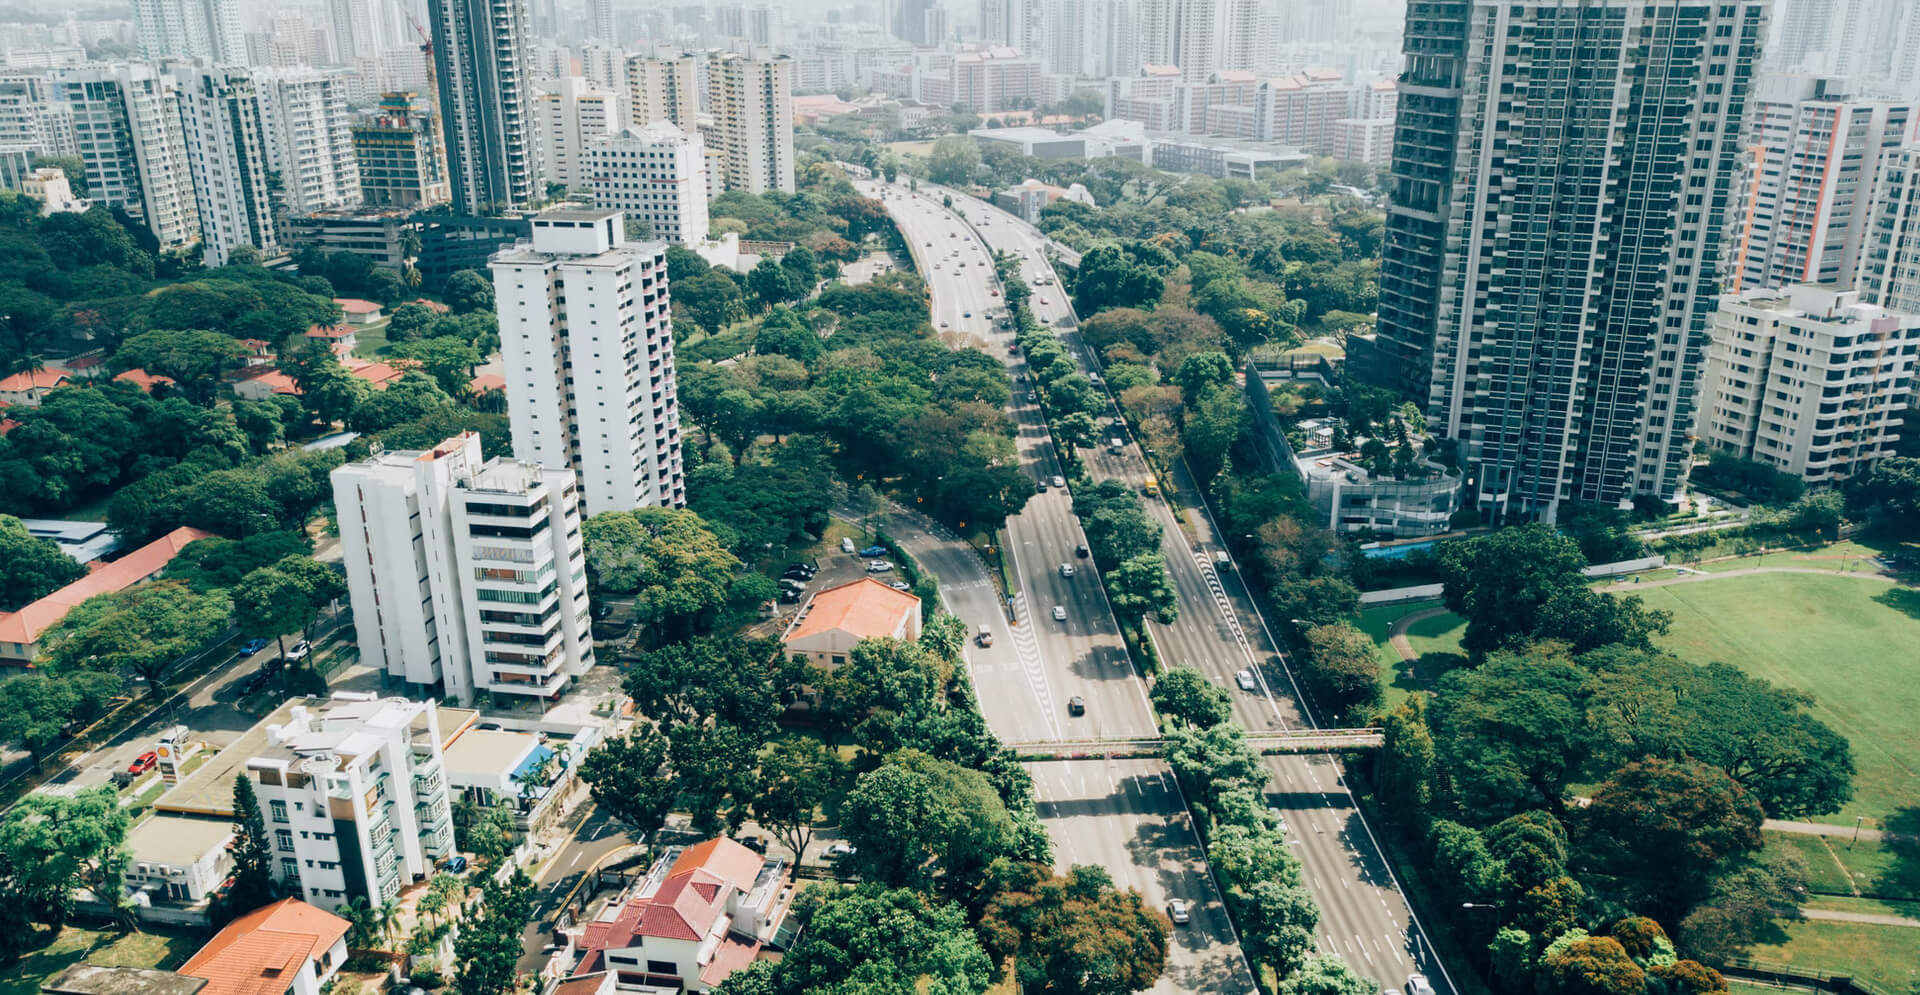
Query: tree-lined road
[
  {"left": 868, "top": 179, "right": 1254, "bottom": 993},
  {"left": 922, "top": 181, "right": 1456, "bottom": 994}
]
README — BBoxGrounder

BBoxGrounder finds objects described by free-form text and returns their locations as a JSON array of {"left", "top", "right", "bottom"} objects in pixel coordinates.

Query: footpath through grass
[{"left": 1358, "top": 602, "right": 1465, "bottom": 710}]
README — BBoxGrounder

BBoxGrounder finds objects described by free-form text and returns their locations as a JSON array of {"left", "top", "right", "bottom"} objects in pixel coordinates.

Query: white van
[{"left": 840, "top": 537, "right": 856, "bottom": 554}]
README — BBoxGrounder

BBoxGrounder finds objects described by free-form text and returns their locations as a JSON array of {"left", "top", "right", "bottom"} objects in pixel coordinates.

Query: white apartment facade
[
  {"left": 1699, "top": 285, "right": 1920, "bottom": 484},
  {"left": 1731, "top": 76, "right": 1912, "bottom": 292},
  {"left": 256, "top": 70, "right": 362, "bottom": 214},
  {"left": 332, "top": 432, "right": 596, "bottom": 704},
  {"left": 589, "top": 122, "right": 709, "bottom": 244},
  {"left": 706, "top": 50, "right": 794, "bottom": 195},
  {"left": 536, "top": 77, "right": 625, "bottom": 194},
  {"left": 57, "top": 63, "right": 199, "bottom": 249},
  {"left": 178, "top": 68, "right": 280, "bottom": 266},
  {"left": 1856, "top": 146, "right": 1920, "bottom": 313},
  {"left": 246, "top": 695, "right": 456, "bottom": 911},
  {"left": 131, "top": 0, "right": 245, "bottom": 64},
  {"left": 626, "top": 51, "right": 699, "bottom": 131},
  {"left": 492, "top": 208, "right": 686, "bottom": 514}
]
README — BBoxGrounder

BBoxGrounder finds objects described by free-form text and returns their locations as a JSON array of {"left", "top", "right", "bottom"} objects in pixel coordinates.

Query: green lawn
[
  {"left": 1768, "top": 832, "right": 1920, "bottom": 903},
  {"left": 1634, "top": 573, "right": 1920, "bottom": 828},
  {"left": 1736, "top": 918, "right": 1920, "bottom": 993},
  {"left": 1358, "top": 601, "right": 1466, "bottom": 709},
  {"left": 0, "top": 926, "right": 200, "bottom": 995}
]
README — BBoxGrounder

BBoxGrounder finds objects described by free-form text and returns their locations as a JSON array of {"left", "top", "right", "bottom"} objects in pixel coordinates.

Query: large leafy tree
[
  {"left": 0, "top": 786, "right": 132, "bottom": 952},
  {"left": 978, "top": 863, "right": 1170, "bottom": 995},
  {"left": 737, "top": 885, "right": 993, "bottom": 995},
  {"left": 1576, "top": 758, "right": 1764, "bottom": 921},
  {"left": 442, "top": 269, "right": 493, "bottom": 314},
  {"left": 1436, "top": 524, "right": 1590, "bottom": 656},
  {"left": 750, "top": 737, "right": 843, "bottom": 860},
  {"left": 583, "top": 507, "right": 743, "bottom": 641},
  {"left": 623, "top": 635, "right": 797, "bottom": 735},
  {"left": 1300, "top": 622, "right": 1383, "bottom": 717},
  {"left": 1106, "top": 552, "right": 1179, "bottom": 631},
  {"left": 1427, "top": 647, "right": 1596, "bottom": 818},
  {"left": 841, "top": 749, "right": 1019, "bottom": 897},
  {"left": 0, "top": 513, "right": 85, "bottom": 611},
  {"left": 1276, "top": 955, "right": 1378, "bottom": 995},
  {"left": 576, "top": 726, "right": 675, "bottom": 838},
  {"left": 230, "top": 565, "right": 316, "bottom": 660},
  {"left": 0, "top": 670, "right": 123, "bottom": 760},
  {"left": 114, "top": 328, "right": 248, "bottom": 404},
  {"left": 1150, "top": 667, "right": 1232, "bottom": 729},
  {"left": 453, "top": 867, "right": 534, "bottom": 995},
  {"left": 1237, "top": 878, "right": 1321, "bottom": 980},
  {"left": 38, "top": 580, "right": 231, "bottom": 696}
]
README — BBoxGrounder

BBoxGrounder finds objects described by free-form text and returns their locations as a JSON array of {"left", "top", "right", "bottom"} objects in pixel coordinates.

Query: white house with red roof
[
  {"left": 0, "top": 366, "right": 71, "bottom": 407},
  {"left": 176, "top": 898, "right": 350, "bottom": 995},
  {"left": 332, "top": 299, "right": 384, "bottom": 325},
  {"left": 780, "top": 577, "right": 921, "bottom": 669},
  {"left": 567, "top": 838, "right": 794, "bottom": 993}
]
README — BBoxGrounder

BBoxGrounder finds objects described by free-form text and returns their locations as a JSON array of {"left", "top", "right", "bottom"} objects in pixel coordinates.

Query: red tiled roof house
[
  {"left": 780, "top": 577, "right": 921, "bottom": 669},
  {"left": 0, "top": 527, "right": 215, "bottom": 665},
  {"left": 568, "top": 838, "right": 794, "bottom": 993}
]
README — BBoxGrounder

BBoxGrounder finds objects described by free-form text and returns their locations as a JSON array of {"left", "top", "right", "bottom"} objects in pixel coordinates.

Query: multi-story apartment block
[
  {"left": 329, "top": 0, "right": 411, "bottom": 64},
  {"left": 333, "top": 432, "right": 596, "bottom": 704},
  {"left": 255, "top": 70, "right": 362, "bottom": 214},
  {"left": 582, "top": 43, "right": 629, "bottom": 92},
  {"left": 57, "top": 63, "right": 199, "bottom": 249},
  {"left": 706, "top": 50, "right": 794, "bottom": 194},
  {"left": 430, "top": 0, "right": 537, "bottom": 214},
  {"left": 589, "top": 122, "right": 710, "bottom": 244},
  {"left": 1698, "top": 285, "right": 1920, "bottom": 484},
  {"left": 245, "top": 694, "right": 455, "bottom": 911},
  {"left": 130, "top": 0, "right": 244, "bottom": 64},
  {"left": 178, "top": 68, "right": 281, "bottom": 266},
  {"left": 1857, "top": 146, "right": 1920, "bottom": 313},
  {"left": 1367, "top": 0, "right": 1767, "bottom": 519},
  {"left": 1104, "top": 66, "right": 1183, "bottom": 131},
  {"left": 353, "top": 92, "right": 450, "bottom": 209},
  {"left": 535, "top": 77, "right": 624, "bottom": 195},
  {"left": 491, "top": 208, "right": 686, "bottom": 513},
  {"left": 626, "top": 50, "right": 700, "bottom": 131},
  {"left": 0, "top": 73, "right": 75, "bottom": 159},
  {"left": 1731, "top": 76, "right": 1912, "bottom": 292}
]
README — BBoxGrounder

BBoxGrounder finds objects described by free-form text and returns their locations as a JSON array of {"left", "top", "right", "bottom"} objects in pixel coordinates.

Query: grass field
[
  {"left": 1768, "top": 831, "right": 1920, "bottom": 903},
  {"left": 1358, "top": 602, "right": 1465, "bottom": 709},
  {"left": 1633, "top": 573, "right": 1920, "bottom": 828},
  {"left": 0, "top": 926, "right": 200, "bottom": 995},
  {"left": 1736, "top": 918, "right": 1920, "bottom": 993}
]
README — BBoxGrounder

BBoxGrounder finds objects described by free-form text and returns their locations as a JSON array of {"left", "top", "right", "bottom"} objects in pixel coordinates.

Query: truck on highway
[{"left": 1142, "top": 476, "right": 1159, "bottom": 497}]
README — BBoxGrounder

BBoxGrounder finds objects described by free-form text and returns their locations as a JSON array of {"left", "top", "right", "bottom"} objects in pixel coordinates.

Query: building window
[
  {"left": 279, "top": 858, "right": 299, "bottom": 880},
  {"left": 270, "top": 800, "right": 289, "bottom": 823},
  {"left": 276, "top": 829, "right": 295, "bottom": 852}
]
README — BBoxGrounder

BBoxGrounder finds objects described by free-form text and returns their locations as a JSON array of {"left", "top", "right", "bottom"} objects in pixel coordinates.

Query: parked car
[
  {"left": 1050, "top": 475, "right": 1065, "bottom": 489},
  {"left": 824, "top": 842, "right": 857, "bottom": 859},
  {"left": 445, "top": 855, "right": 469, "bottom": 873},
  {"left": 128, "top": 751, "right": 158, "bottom": 775},
  {"left": 1067, "top": 696, "right": 1086, "bottom": 716},
  {"left": 1166, "top": 899, "right": 1191, "bottom": 925},
  {"left": 593, "top": 602, "right": 614, "bottom": 619},
  {"left": 866, "top": 560, "right": 894, "bottom": 573},
  {"left": 1036, "top": 480, "right": 1047, "bottom": 493},
  {"left": 780, "top": 590, "right": 803, "bottom": 604},
  {"left": 1236, "top": 669, "right": 1258, "bottom": 692},
  {"left": 739, "top": 835, "right": 768, "bottom": 854},
  {"left": 859, "top": 545, "right": 888, "bottom": 558},
  {"left": 1407, "top": 976, "right": 1435, "bottom": 995},
  {"left": 284, "top": 640, "right": 312, "bottom": 662},
  {"left": 1052, "top": 605, "right": 1067, "bottom": 621},
  {"left": 889, "top": 580, "right": 911, "bottom": 590},
  {"left": 1059, "top": 563, "right": 1075, "bottom": 578},
  {"left": 840, "top": 537, "right": 857, "bottom": 553},
  {"left": 238, "top": 637, "right": 269, "bottom": 656}
]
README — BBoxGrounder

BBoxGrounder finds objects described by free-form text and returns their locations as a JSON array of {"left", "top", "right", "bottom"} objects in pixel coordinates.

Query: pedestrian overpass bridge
[{"left": 1009, "top": 728, "right": 1383, "bottom": 761}]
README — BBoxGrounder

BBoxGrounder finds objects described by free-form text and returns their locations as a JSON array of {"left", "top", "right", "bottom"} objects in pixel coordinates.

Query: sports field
[{"left": 1634, "top": 573, "right": 1920, "bottom": 828}]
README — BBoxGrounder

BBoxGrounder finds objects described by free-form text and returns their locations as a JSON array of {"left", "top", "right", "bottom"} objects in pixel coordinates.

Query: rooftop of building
[
  {"left": 970, "top": 126, "right": 1076, "bottom": 143},
  {"left": 1720, "top": 284, "right": 1920, "bottom": 327},
  {"left": 179, "top": 899, "right": 351, "bottom": 995},
  {"left": 535, "top": 207, "right": 622, "bottom": 223},
  {"left": 126, "top": 812, "right": 234, "bottom": 868},
  {"left": 441, "top": 728, "right": 539, "bottom": 781},
  {"left": 784, "top": 577, "right": 920, "bottom": 644},
  {"left": 41, "top": 965, "right": 208, "bottom": 995},
  {"left": 0, "top": 365, "right": 70, "bottom": 392},
  {"left": 0, "top": 526, "right": 214, "bottom": 647},
  {"left": 575, "top": 838, "right": 784, "bottom": 978},
  {"left": 156, "top": 697, "right": 476, "bottom": 818}
]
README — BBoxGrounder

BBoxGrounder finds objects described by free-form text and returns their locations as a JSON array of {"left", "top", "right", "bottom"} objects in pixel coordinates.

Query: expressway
[
  {"left": 921, "top": 181, "right": 1458, "bottom": 994},
  {"left": 866, "top": 179, "right": 1256, "bottom": 993}
]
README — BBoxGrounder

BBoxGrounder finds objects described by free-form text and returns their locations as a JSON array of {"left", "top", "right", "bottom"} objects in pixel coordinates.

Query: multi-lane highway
[
  {"left": 909, "top": 180, "right": 1459, "bottom": 994},
  {"left": 867, "top": 179, "right": 1256, "bottom": 994}
]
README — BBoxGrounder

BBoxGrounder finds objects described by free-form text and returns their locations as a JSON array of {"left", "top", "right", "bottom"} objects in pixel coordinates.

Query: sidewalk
[
  {"left": 1765, "top": 818, "right": 1917, "bottom": 846},
  {"left": 1801, "top": 907, "right": 1920, "bottom": 928}
]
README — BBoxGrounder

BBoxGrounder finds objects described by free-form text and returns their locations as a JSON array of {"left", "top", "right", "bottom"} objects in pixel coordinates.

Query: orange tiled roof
[
  {"left": 343, "top": 359, "right": 403, "bottom": 387},
  {"left": 469, "top": 372, "right": 507, "bottom": 392},
  {"left": 573, "top": 838, "right": 767, "bottom": 974},
  {"left": 332, "top": 298, "right": 382, "bottom": 314},
  {"left": 0, "top": 527, "right": 215, "bottom": 647},
  {"left": 237, "top": 369, "right": 300, "bottom": 395},
  {"left": 115, "top": 368, "right": 176, "bottom": 391},
  {"left": 784, "top": 577, "right": 919, "bottom": 644},
  {"left": 0, "top": 366, "right": 70, "bottom": 392},
  {"left": 304, "top": 324, "right": 354, "bottom": 340},
  {"left": 179, "top": 899, "right": 350, "bottom": 995}
]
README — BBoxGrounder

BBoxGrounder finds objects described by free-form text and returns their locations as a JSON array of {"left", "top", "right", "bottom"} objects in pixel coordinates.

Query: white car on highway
[
  {"left": 1235, "top": 669, "right": 1258, "bottom": 692},
  {"left": 1052, "top": 605, "right": 1067, "bottom": 621}
]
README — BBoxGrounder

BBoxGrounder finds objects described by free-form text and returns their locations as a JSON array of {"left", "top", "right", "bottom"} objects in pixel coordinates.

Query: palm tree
[
  {"left": 374, "top": 897, "right": 402, "bottom": 949},
  {"left": 343, "top": 897, "right": 379, "bottom": 950}
]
